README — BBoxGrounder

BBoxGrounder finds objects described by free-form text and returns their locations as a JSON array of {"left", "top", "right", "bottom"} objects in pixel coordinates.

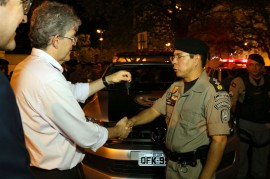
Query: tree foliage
[
  {"left": 228, "top": 0, "right": 270, "bottom": 58},
  {"left": 76, "top": 0, "right": 270, "bottom": 58},
  {"left": 11, "top": 0, "right": 270, "bottom": 60}
]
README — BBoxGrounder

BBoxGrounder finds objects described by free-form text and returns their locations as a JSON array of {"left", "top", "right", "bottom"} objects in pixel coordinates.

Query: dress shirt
[{"left": 10, "top": 48, "right": 108, "bottom": 170}]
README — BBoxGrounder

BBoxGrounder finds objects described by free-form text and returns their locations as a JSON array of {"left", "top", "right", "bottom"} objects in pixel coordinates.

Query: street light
[
  {"left": 97, "top": 29, "right": 103, "bottom": 34},
  {"left": 96, "top": 29, "right": 104, "bottom": 51},
  {"left": 165, "top": 42, "right": 171, "bottom": 47}
]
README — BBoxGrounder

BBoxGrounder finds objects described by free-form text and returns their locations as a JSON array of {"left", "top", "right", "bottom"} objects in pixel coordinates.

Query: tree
[
  {"left": 14, "top": 0, "right": 270, "bottom": 60},
  {"left": 77, "top": 0, "right": 270, "bottom": 59},
  {"left": 76, "top": 0, "right": 136, "bottom": 51},
  {"left": 228, "top": 0, "right": 270, "bottom": 59}
]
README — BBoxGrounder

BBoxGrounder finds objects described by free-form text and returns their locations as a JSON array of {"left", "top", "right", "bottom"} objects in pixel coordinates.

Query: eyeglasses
[
  {"left": 59, "top": 36, "right": 78, "bottom": 46},
  {"left": 21, "top": 0, "right": 32, "bottom": 15},
  {"left": 170, "top": 54, "right": 190, "bottom": 62}
]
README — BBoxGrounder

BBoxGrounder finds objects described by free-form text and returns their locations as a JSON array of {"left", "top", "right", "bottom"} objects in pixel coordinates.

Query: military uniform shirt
[{"left": 153, "top": 71, "right": 230, "bottom": 153}]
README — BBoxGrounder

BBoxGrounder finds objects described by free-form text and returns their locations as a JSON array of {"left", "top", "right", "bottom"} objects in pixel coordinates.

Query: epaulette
[{"left": 209, "top": 77, "right": 226, "bottom": 92}]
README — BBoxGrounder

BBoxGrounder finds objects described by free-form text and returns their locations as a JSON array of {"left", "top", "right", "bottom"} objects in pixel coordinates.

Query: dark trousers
[{"left": 30, "top": 165, "right": 81, "bottom": 179}]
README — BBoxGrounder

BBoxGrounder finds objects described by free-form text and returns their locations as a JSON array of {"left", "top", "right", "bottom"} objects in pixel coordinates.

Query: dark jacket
[
  {"left": 236, "top": 76, "right": 270, "bottom": 123},
  {"left": 0, "top": 72, "right": 33, "bottom": 179}
]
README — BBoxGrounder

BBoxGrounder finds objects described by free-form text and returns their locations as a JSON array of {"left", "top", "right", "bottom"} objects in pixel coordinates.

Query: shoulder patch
[{"left": 209, "top": 77, "right": 226, "bottom": 92}]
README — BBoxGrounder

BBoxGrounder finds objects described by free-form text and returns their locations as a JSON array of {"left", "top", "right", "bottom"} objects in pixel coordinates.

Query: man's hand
[
  {"left": 127, "top": 118, "right": 135, "bottom": 128},
  {"left": 107, "top": 117, "right": 132, "bottom": 139},
  {"left": 106, "top": 70, "right": 131, "bottom": 84},
  {"left": 115, "top": 117, "right": 132, "bottom": 139}
]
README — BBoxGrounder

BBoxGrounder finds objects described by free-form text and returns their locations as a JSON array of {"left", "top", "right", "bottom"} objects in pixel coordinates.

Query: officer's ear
[{"left": 194, "top": 54, "right": 201, "bottom": 66}]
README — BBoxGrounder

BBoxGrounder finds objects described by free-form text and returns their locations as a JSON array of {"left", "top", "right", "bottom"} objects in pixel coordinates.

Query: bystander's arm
[
  {"left": 229, "top": 77, "right": 245, "bottom": 114},
  {"left": 199, "top": 135, "right": 227, "bottom": 179}
]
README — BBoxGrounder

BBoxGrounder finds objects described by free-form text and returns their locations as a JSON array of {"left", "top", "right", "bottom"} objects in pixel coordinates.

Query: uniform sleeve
[
  {"left": 152, "top": 91, "right": 167, "bottom": 115},
  {"left": 206, "top": 87, "right": 231, "bottom": 136},
  {"left": 229, "top": 77, "right": 245, "bottom": 107},
  {"left": 152, "top": 84, "right": 176, "bottom": 116}
]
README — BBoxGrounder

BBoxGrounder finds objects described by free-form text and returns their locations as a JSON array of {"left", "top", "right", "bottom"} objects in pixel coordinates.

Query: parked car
[
  {"left": 80, "top": 51, "right": 240, "bottom": 179},
  {"left": 207, "top": 67, "right": 248, "bottom": 81}
]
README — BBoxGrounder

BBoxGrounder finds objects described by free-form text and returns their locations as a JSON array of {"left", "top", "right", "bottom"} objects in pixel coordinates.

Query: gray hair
[
  {"left": 29, "top": 1, "right": 81, "bottom": 49},
  {"left": 0, "top": 0, "right": 8, "bottom": 6}
]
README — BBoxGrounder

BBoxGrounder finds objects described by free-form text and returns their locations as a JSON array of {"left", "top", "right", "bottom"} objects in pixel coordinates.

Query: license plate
[{"left": 138, "top": 152, "right": 166, "bottom": 166}]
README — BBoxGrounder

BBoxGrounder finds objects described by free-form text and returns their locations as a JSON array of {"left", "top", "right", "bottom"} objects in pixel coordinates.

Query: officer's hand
[
  {"left": 127, "top": 118, "right": 135, "bottom": 128},
  {"left": 115, "top": 117, "right": 132, "bottom": 139}
]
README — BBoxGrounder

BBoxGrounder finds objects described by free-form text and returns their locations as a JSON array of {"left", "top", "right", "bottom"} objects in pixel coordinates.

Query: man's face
[
  {"left": 246, "top": 59, "right": 264, "bottom": 78},
  {"left": 171, "top": 50, "right": 196, "bottom": 79},
  {"left": 0, "top": 0, "right": 26, "bottom": 51},
  {"left": 57, "top": 28, "right": 77, "bottom": 64}
]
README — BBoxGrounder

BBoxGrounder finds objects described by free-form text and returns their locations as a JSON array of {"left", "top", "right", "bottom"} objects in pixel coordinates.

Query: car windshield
[
  {"left": 104, "top": 64, "right": 176, "bottom": 90},
  {"left": 112, "top": 53, "right": 172, "bottom": 63}
]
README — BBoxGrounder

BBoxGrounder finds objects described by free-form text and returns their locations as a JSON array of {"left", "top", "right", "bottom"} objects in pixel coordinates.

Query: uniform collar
[
  {"left": 193, "top": 70, "right": 209, "bottom": 92},
  {"left": 183, "top": 70, "right": 208, "bottom": 94}
]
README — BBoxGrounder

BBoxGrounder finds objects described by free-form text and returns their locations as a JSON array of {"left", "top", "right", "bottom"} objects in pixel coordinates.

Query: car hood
[{"left": 83, "top": 89, "right": 164, "bottom": 122}]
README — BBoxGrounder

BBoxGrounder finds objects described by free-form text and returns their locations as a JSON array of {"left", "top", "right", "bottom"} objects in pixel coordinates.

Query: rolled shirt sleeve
[{"left": 68, "top": 82, "right": 89, "bottom": 103}]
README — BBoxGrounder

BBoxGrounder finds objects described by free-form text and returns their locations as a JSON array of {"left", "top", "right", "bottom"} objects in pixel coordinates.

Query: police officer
[
  {"left": 229, "top": 54, "right": 270, "bottom": 179},
  {"left": 128, "top": 37, "right": 230, "bottom": 179}
]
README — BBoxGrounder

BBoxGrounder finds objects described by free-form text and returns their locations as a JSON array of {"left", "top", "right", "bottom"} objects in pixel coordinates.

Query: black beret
[
  {"left": 173, "top": 37, "right": 209, "bottom": 54},
  {"left": 248, "top": 54, "right": 265, "bottom": 66}
]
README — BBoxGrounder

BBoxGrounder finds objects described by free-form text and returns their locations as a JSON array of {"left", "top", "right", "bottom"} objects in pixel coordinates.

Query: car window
[
  {"left": 105, "top": 64, "right": 176, "bottom": 90},
  {"left": 113, "top": 54, "right": 172, "bottom": 63}
]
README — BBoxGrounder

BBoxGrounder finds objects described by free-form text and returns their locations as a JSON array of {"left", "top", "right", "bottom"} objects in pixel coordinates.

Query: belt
[
  {"left": 30, "top": 165, "right": 80, "bottom": 179},
  {"left": 166, "top": 145, "right": 209, "bottom": 167}
]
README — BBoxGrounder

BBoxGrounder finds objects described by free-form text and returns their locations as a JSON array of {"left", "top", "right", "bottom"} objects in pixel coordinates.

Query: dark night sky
[{"left": 8, "top": 0, "right": 100, "bottom": 54}]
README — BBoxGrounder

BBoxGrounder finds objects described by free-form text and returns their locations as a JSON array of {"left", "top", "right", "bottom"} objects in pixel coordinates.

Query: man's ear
[
  {"left": 194, "top": 54, "right": 201, "bottom": 66},
  {"left": 51, "top": 35, "right": 60, "bottom": 48}
]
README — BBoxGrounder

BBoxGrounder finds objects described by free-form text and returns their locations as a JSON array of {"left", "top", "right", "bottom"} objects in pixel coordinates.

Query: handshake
[{"left": 112, "top": 117, "right": 135, "bottom": 140}]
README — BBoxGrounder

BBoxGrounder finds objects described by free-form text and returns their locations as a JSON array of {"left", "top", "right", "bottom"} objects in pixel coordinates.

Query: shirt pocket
[{"left": 178, "top": 108, "right": 206, "bottom": 136}]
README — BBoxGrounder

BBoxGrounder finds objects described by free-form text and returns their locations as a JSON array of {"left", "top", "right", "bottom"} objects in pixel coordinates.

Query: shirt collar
[
  {"left": 31, "top": 48, "right": 64, "bottom": 73},
  {"left": 187, "top": 70, "right": 209, "bottom": 93},
  {"left": 173, "top": 70, "right": 209, "bottom": 95}
]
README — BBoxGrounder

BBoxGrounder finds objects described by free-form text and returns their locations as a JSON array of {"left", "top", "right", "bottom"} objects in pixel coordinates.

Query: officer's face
[
  {"left": 246, "top": 59, "right": 264, "bottom": 78},
  {"left": 171, "top": 50, "right": 197, "bottom": 80}
]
